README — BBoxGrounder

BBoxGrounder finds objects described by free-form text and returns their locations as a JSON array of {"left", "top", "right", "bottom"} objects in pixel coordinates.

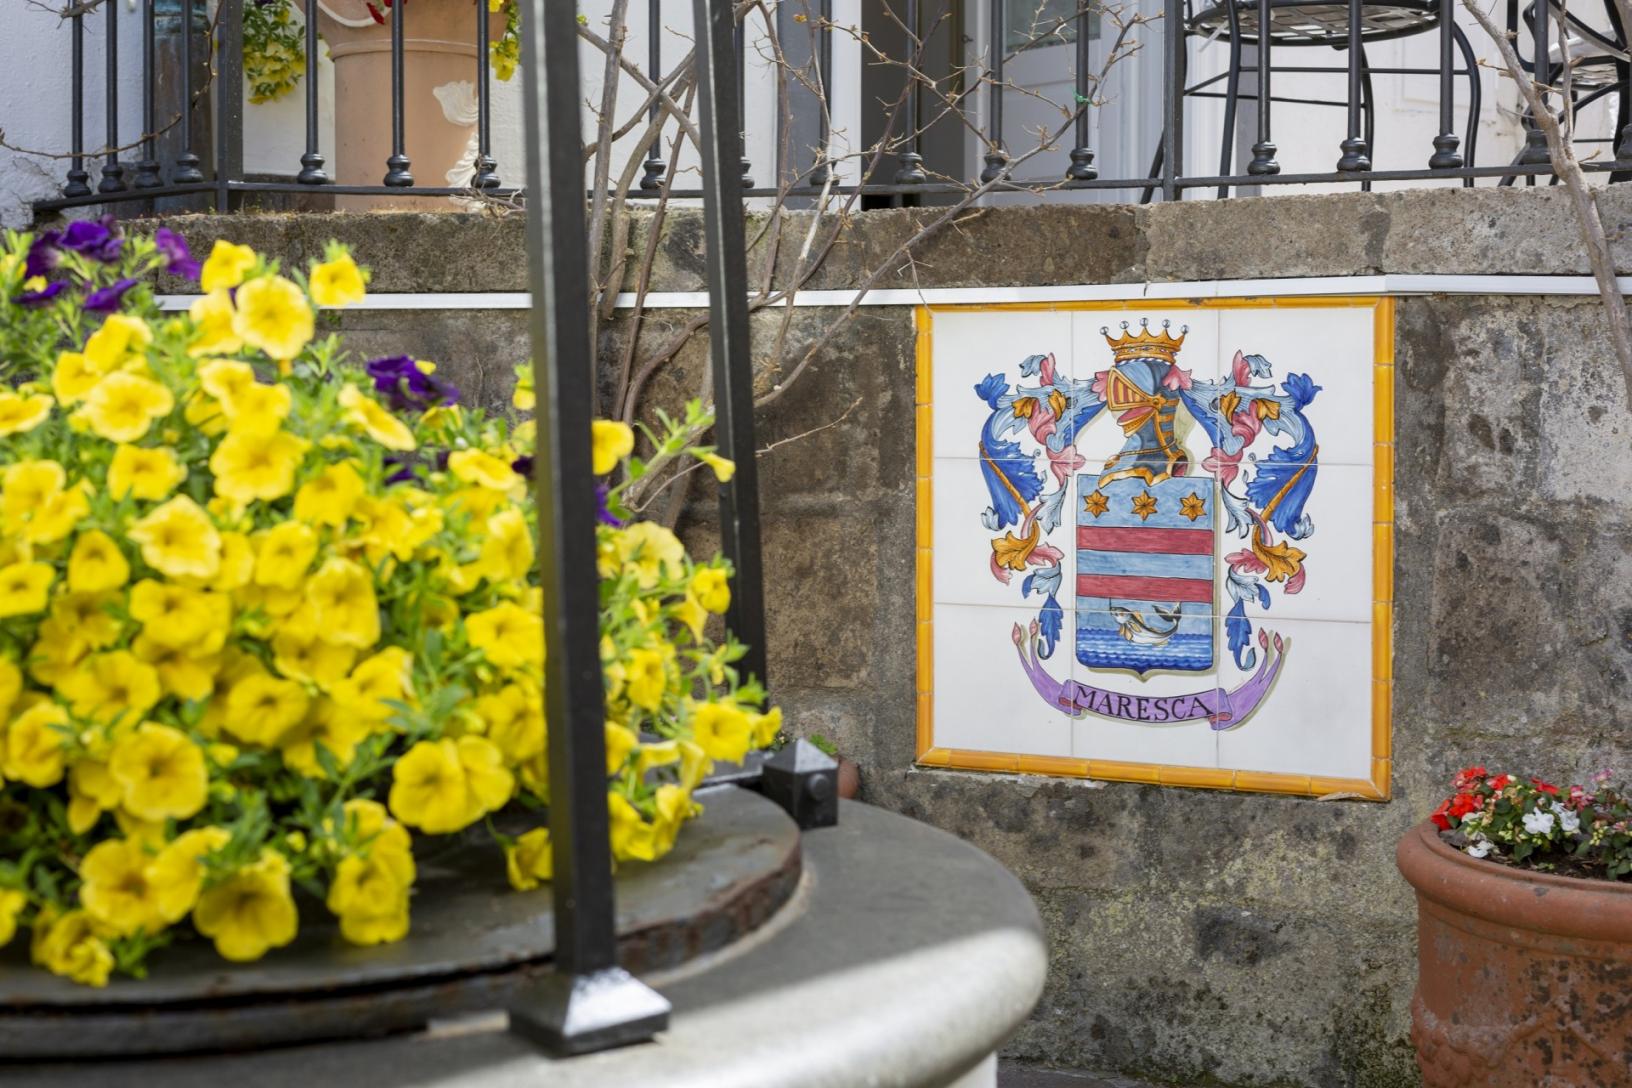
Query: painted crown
[{"left": 1101, "top": 318, "right": 1187, "bottom": 364}]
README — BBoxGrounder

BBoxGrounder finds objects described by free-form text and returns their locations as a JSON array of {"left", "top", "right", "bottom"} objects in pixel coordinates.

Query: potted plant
[
  {"left": 1396, "top": 766, "right": 1632, "bottom": 1086},
  {"left": 0, "top": 222, "right": 775, "bottom": 985}
]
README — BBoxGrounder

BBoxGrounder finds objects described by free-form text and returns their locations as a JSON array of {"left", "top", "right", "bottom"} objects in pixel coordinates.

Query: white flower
[
  {"left": 1465, "top": 838, "right": 1495, "bottom": 859},
  {"left": 1558, "top": 806, "right": 1581, "bottom": 834},
  {"left": 1522, "top": 809, "right": 1556, "bottom": 837}
]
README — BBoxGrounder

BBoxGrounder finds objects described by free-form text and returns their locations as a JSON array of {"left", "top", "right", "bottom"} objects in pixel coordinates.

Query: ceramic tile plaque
[{"left": 914, "top": 299, "right": 1393, "bottom": 799}]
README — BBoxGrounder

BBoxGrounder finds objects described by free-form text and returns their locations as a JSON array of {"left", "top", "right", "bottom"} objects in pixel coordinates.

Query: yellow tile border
[{"left": 913, "top": 298, "right": 1395, "bottom": 802}]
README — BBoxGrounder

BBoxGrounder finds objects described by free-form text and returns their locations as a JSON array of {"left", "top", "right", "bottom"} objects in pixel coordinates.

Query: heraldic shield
[{"left": 1075, "top": 322, "right": 1215, "bottom": 675}]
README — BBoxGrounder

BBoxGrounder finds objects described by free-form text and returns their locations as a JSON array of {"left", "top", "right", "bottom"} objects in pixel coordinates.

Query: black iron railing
[{"left": 29, "top": 0, "right": 1632, "bottom": 216}]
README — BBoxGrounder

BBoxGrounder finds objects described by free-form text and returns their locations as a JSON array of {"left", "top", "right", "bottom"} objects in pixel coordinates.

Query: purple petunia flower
[
  {"left": 382, "top": 453, "right": 418, "bottom": 485},
  {"left": 595, "top": 482, "right": 624, "bottom": 527},
  {"left": 83, "top": 277, "right": 138, "bottom": 313},
  {"left": 14, "top": 282, "right": 66, "bottom": 307},
  {"left": 25, "top": 231, "right": 63, "bottom": 279},
  {"left": 154, "top": 227, "right": 200, "bottom": 280},
  {"left": 365, "top": 354, "right": 461, "bottom": 412},
  {"left": 510, "top": 454, "right": 533, "bottom": 478},
  {"left": 59, "top": 217, "right": 123, "bottom": 263}
]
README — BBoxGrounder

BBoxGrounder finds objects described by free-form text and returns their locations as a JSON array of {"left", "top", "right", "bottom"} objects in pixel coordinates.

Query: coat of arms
[{"left": 972, "top": 316, "right": 1324, "bottom": 730}]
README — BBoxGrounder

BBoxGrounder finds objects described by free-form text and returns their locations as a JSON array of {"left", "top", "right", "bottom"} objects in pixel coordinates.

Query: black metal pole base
[{"left": 507, "top": 966, "right": 671, "bottom": 1057}]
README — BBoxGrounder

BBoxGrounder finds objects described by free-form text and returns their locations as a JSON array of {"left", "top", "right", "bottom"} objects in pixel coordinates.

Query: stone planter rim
[{"left": 1396, "top": 819, "right": 1632, "bottom": 944}]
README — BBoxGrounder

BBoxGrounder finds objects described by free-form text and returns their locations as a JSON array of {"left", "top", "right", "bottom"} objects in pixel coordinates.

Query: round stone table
[{"left": 9, "top": 798, "right": 1046, "bottom": 1088}]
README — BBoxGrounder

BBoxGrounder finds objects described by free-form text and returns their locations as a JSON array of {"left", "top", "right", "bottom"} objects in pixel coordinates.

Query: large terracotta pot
[
  {"left": 297, "top": 0, "right": 501, "bottom": 209},
  {"left": 1396, "top": 820, "right": 1632, "bottom": 1087}
]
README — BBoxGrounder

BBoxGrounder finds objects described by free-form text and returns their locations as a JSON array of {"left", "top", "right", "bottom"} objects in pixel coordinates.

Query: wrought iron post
[
  {"left": 640, "top": 0, "right": 666, "bottom": 190},
  {"left": 808, "top": 0, "right": 834, "bottom": 186},
  {"left": 299, "top": 0, "right": 328, "bottom": 184},
  {"left": 507, "top": 0, "right": 671, "bottom": 1057},
  {"left": 1336, "top": 0, "right": 1370, "bottom": 172},
  {"left": 1161, "top": 0, "right": 1183, "bottom": 199},
  {"left": 1428, "top": 0, "right": 1462, "bottom": 168},
  {"left": 215, "top": 0, "right": 244, "bottom": 211},
  {"left": 897, "top": 0, "right": 929, "bottom": 185},
  {"left": 736, "top": 14, "right": 754, "bottom": 188},
  {"left": 384, "top": 0, "right": 414, "bottom": 185},
  {"left": 1066, "top": 0, "right": 1097, "bottom": 181},
  {"left": 136, "top": 1, "right": 163, "bottom": 188},
  {"left": 1247, "top": 0, "right": 1278, "bottom": 175},
  {"left": 694, "top": 0, "right": 769, "bottom": 689},
  {"left": 1519, "top": 0, "right": 1551, "bottom": 167},
  {"left": 65, "top": 9, "right": 91, "bottom": 198},
  {"left": 981, "top": 0, "right": 1010, "bottom": 182},
  {"left": 99, "top": 0, "right": 126, "bottom": 193},
  {"left": 175, "top": 0, "right": 204, "bottom": 184},
  {"left": 473, "top": 0, "right": 500, "bottom": 188}
]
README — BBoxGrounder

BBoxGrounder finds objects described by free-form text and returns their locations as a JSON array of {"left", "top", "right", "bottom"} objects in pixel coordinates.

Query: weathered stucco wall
[{"left": 111, "top": 185, "right": 1632, "bottom": 1087}]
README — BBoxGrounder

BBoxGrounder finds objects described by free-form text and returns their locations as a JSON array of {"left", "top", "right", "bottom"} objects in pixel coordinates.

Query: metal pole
[
  {"left": 507, "top": 0, "right": 670, "bottom": 1058},
  {"left": 1066, "top": 0, "right": 1097, "bottom": 181},
  {"left": 693, "top": 0, "right": 769, "bottom": 690},
  {"left": 1429, "top": 0, "right": 1462, "bottom": 167},
  {"left": 474, "top": 0, "right": 499, "bottom": 187},
  {"left": 1336, "top": 0, "right": 1370, "bottom": 171},
  {"left": 1247, "top": 0, "right": 1279, "bottom": 175},
  {"left": 65, "top": 9, "right": 91, "bottom": 197},
  {"left": 1520, "top": 0, "right": 1551, "bottom": 167},
  {"left": 736, "top": 14, "right": 754, "bottom": 187},
  {"left": 175, "top": 0, "right": 204, "bottom": 184},
  {"left": 640, "top": 0, "right": 666, "bottom": 189},
  {"left": 384, "top": 0, "right": 414, "bottom": 185},
  {"left": 981, "top": 0, "right": 1010, "bottom": 181},
  {"left": 808, "top": 0, "right": 834, "bottom": 185},
  {"left": 215, "top": 0, "right": 244, "bottom": 211},
  {"left": 897, "top": 0, "right": 928, "bottom": 184},
  {"left": 299, "top": 0, "right": 328, "bottom": 183},
  {"left": 1161, "top": 0, "right": 1183, "bottom": 199},
  {"left": 99, "top": 0, "right": 126, "bottom": 193},
  {"left": 136, "top": 0, "right": 162, "bottom": 188}
]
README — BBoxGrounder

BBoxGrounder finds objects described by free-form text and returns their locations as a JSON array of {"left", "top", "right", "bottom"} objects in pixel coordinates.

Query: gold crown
[{"left": 1101, "top": 318, "right": 1187, "bottom": 364}]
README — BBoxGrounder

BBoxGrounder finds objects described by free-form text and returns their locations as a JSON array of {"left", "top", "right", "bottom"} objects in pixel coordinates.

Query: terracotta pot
[
  {"left": 836, "top": 756, "right": 860, "bottom": 800},
  {"left": 1395, "top": 820, "right": 1632, "bottom": 1087},
  {"left": 297, "top": 0, "right": 502, "bottom": 209}
]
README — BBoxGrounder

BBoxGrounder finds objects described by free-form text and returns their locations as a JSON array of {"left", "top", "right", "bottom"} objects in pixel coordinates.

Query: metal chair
[{"left": 1500, "top": 0, "right": 1632, "bottom": 184}]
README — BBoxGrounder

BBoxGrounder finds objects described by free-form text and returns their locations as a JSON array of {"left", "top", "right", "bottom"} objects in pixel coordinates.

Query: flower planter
[
  {"left": 1395, "top": 820, "right": 1632, "bottom": 1087},
  {"left": 297, "top": 0, "right": 502, "bottom": 209}
]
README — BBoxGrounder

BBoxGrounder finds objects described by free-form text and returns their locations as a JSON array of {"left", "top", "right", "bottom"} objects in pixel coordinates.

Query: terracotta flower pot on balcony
[
  {"left": 296, "top": 0, "right": 502, "bottom": 209},
  {"left": 1395, "top": 820, "right": 1632, "bottom": 1087}
]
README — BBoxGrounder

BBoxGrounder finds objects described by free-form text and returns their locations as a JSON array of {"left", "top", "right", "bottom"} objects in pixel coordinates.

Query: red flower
[
  {"left": 1530, "top": 777, "right": 1559, "bottom": 795},
  {"left": 1488, "top": 774, "right": 1512, "bottom": 791},
  {"left": 1452, "top": 765, "right": 1487, "bottom": 790},
  {"left": 1449, "top": 792, "right": 1481, "bottom": 819},
  {"left": 1431, "top": 798, "right": 1454, "bottom": 831}
]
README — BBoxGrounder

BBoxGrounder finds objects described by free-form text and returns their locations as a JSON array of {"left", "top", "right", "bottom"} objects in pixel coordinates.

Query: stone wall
[{"left": 127, "top": 184, "right": 1632, "bottom": 1087}]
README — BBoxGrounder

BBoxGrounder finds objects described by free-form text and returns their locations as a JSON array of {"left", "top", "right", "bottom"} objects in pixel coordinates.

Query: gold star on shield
[
  {"left": 1084, "top": 489, "right": 1109, "bottom": 518},
  {"left": 1180, "top": 492, "right": 1206, "bottom": 522},
  {"left": 1131, "top": 490, "right": 1158, "bottom": 521}
]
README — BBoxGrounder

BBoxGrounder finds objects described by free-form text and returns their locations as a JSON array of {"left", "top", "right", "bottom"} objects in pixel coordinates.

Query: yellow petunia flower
[
  {"left": 338, "top": 385, "right": 416, "bottom": 451},
  {"left": 130, "top": 578, "right": 230, "bottom": 651},
  {"left": 220, "top": 381, "right": 292, "bottom": 438},
  {"left": 199, "top": 240, "right": 257, "bottom": 293},
  {"left": 198, "top": 358, "right": 257, "bottom": 406},
  {"left": 590, "top": 419, "right": 634, "bottom": 475},
  {"left": 293, "top": 461, "right": 364, "bottom": 527},
  {"left": 448, "top": 449, "right": 517, "bottom": 491},
  {"left": 67, "top": 531, "right": 128, "bottom": 594},
  {"left": 210, "top": 530, "right": 256, "bottom": 591},
  {"left": 187, "top": 289, "right": 244, "bottom": 357},
  {"left": 79, "top": 837, "right": 168, "bottom": 937},
  {"left": 309, "top": 253, "right": 367, "bottom": 308},
  {"left": 606, "top": 722, "right": 638, "bottom": 776},
  {"left": 132, "top": 634, "right": 220, "bottom": 702},
  {"left": 750, "top": 705, "right": 783, "bottom": 748},
  {"left": 475, "top": 683, "right": 544, "bottom": 764},
  {"left": 616, "top": 521, "right": 686, "bottom": 588},
  {"left": 68, "top": 758, "right": 121, "bottom": 835},
  {"left": 52, "top": 351, "right": 111, "bottom": 405},
  {"left": 388, "top": 736, "right": 514, "bottom": 834},
  {"left": 0, "top": 560, "right": 54, "bottom": 618},
  {"left": 193, "top": 850, "right": 298, "bottom": 962},
  {"left": 0, "top": 888, "right": 26, "bottom": 949},
  {"left": 223, "top": 672, "right": 310, "bottom": 747},
  {"left": 21, "top": 482, "right": 90, "bottom": 545},
  {"left": 608, "top": 792, "right": 656, "bottom": 862},
  {"left": 690, "top": 701, "right": 752, "bottom": 764},
  {"left": 82, "top": 314, "right": 151, "bottom": 371},
  {"left": 31, "top": 909, "right": 114, "bottom": 987},
  {"left": 278, "top": 697, "right": 369, "bottom": 778},
  {"left": 697, "top": 451, "right": 736, "bottom": 482},
  {"left": 107, "top": 444, "right": 186, "bottom": 501},
  {"left": 504, "top": 827, "right": 553, "bottom": 891},
  {"left": 4, "top": 701, "right": 69, "bottom": 786},
  {"left": 253, "top": 521, "right": 318, "bottom": 589},
  {"left": 209, "top": 427, "right": 308, "bottom": 505},
  {"left": 271, "top": 631, "right": 355, "bottom": 692},
  {"left": 147, "top": 826, "right": 231, "bottom": 923},
  {"left": 0, "top": 657, "right": 20, "bottom": 722},
  {"left": 60, "top": 651, "right": 162, "bottom": 727},
  {"left": 128, "top": 496, "right": 222, "bottom": 580},
  {"left": 48, "top": 590, "right": 124, "bottom": 652},
  {"left": 307, "top": 557, "right": 381, "bottom": 648},
  {"left": 0, "top": 392, "right": 53, "bottom": 436},
  {"left": 690, "top": 568, "right": 731, "bottom": 614},
  {"left": 108, "top": 722, "right": 208, "bottom": 823},
  {"left": 478, "top": 507, "right": 534, "bottom": 582},
  {"left": 233, "top": 275, "right": 314, "bottom": 361},
  {"left": 623, "top": 647, "right": 667, "bottom": 712},
  {"left": 466, "top": 601, "right": 544, "bottom": 671},
  {"left": 79, "top": 372, "right": 174, "bottom": 443}
]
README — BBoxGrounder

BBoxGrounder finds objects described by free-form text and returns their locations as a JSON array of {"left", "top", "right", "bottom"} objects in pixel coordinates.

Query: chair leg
[
  {"left": 1218, "top": 2, "right": 1245, "bottom": 197},
  {"left": 1613, "top": 59, "right": 1632, "bottom": 182},
  {"left": 1360, "top": 43, "right": 1375, "bottom": 193},
  {"left": 1452, "top": 22, "right": 1481, "bottom": 186}
]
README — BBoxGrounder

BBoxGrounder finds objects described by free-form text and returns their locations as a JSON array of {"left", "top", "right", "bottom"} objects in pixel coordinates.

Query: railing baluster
[
  {"left": 1429, "top": 0, "right": 1462, "bottom": 168},
  {"left": 216, "top": 0, "right": 244, "bottom": 211},
  {"left": 65, "top": 9, "right": 91, "bottom": 197},
  {"left": 693, "top": 0, "right": 769, "bottom": 690},
  {"left": 897, "top": 0, "right": 929, "bottom": 185},
  {"left": 736, "top": 14, "right": 754, "bottom": 188},
  {"left": 808, "top": 0, "right": 834, "bottom": 185},
  {"left": 1336, "top": 0, "right": 1370, "bottom": 172},
  {"left": 299, "top": 0, "right": 328, "bottom": 184},
  {"left": 384, "top": 0, "right": 414, "bottom": 185},
  {"left": 1247, "top": 0, "right": 1279, "bottom": 175},
  {"left": 135, "top": 0, "right": 162, "bottom": 188},
  {"left": 981, "top": 0, "right": 1010, "bottom": 181},
  {"left": 473, "top": 0, "right": 499, "bottom": 188},
  {"left": 1520, "top": 0, "right": 1551, "bottom": 168},
  {"left": 175, "top": 0, "right": 203, "bottom": 184},
  {"left": 506, "top": 0, "right": 670, "bottom": 1056},
  {"left": 99, "top": 0, "right": 126, "bottom": 193},
  {"left": 640, "top": 0, "right": 666, "bottom": 190},
  {"left": 1066, "top": 0, "right": 1097, "bottom": 181},
  {"left": 1161, "top": 0, "right": 1182, "bottom": 199}
]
